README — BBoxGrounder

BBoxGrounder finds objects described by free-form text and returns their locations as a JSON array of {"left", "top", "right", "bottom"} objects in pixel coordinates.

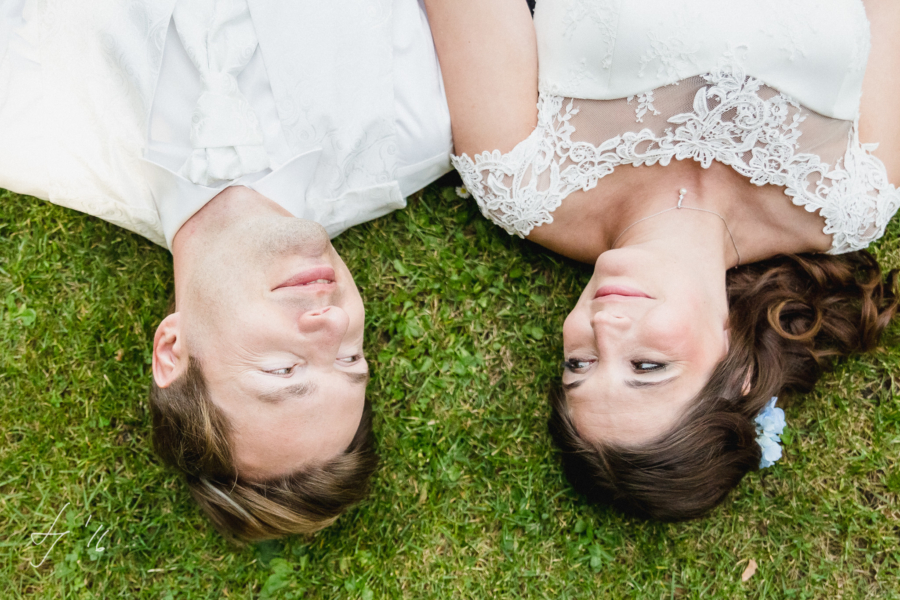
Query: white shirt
[{"left": 0, "top": 0, "right": 452, "bottom": 248}]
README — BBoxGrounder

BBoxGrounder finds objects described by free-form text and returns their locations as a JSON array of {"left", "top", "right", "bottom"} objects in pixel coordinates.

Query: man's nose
[{"left": 297, "top": 306, "right": 349, "bottom": 346}]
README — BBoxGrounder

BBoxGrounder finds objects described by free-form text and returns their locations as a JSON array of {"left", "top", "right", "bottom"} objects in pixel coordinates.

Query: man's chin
[{"left": 241, "top": 217, "right": 332, "bottom": 260}]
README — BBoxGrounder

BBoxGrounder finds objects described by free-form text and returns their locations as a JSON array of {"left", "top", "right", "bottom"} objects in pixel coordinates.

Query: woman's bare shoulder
[{"left": 859, "top": 0, "right": 900, "bottom": 184}]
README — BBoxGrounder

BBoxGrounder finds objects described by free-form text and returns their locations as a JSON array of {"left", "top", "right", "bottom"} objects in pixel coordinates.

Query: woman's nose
[
  {"left": 296, "top": 306, "right": 350, "bottom": 345},
  {"left": 591, "top": 310, "right": 631, "bottom": 333},
  {"left": 591, "top": 311, "right": 631, "bottom": 350}
]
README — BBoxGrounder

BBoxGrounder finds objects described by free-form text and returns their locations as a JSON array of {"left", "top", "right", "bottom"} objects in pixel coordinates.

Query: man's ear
[{"left": 152, "top": 313, "right": 187, "bottom": 388}]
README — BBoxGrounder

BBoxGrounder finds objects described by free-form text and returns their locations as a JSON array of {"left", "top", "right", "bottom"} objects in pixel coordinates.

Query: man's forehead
[{"left": 224, "top": 376, "right": 368, "bottom": 479}]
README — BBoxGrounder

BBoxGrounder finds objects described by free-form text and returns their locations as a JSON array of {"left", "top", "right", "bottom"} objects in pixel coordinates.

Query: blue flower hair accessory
[{"left": 754, "top": 397, "right": 786, "bottom": 469}]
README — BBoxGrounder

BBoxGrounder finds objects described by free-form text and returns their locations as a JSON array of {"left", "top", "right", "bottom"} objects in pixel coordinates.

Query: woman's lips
[
  {"left": 274, "top": 266, "right": 336, "bottom": 290},
  {"left": 594, "top": 285, "right": 652, "bottom": 300}
]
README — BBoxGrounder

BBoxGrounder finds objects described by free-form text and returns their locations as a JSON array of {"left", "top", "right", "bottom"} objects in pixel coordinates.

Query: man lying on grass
[{"left": 0, "top": 0, "right": 451, "bottom": 540}]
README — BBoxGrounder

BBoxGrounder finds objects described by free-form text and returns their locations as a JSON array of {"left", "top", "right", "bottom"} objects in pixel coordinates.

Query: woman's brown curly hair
[{"left": 549, "top": 250, "right": 899, "bottom": 521}]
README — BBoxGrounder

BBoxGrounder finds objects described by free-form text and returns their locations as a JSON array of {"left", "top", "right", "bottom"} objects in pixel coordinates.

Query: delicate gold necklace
[{"left": 611, "top": 188, "right": 741, "bottom": 265}]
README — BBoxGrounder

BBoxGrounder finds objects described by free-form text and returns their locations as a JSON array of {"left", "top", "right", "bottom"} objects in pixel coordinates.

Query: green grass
[{"left": 2, "top": 178, "right": 899, "bottom": 599}]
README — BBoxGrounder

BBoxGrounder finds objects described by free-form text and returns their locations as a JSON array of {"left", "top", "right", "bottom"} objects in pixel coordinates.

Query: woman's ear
[
  {"left": 741, "top": 367, "right": 754, "bottom": 395},
  {"left": 152, "top": 313, "right": 187, "bottom": 388}
]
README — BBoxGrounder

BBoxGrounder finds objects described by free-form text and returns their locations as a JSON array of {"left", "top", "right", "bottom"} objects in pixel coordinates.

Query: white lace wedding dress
[{"left": 452, "top": 0, "right": 900, "bottom": 254}]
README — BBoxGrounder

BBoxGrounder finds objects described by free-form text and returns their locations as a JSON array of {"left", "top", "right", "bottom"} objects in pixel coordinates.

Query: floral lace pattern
[
  {"left": 561, "top": 0, "right": 620, "bottom": 70},
  {"left": 758, "top": 0, "right": 815, "bottom": 63},
  {"left": 636, "top": 5, "right": 704, "bottom": 83},
  {"left": 452, "top": 67, "right": 900, "bottom": 255},
  {"left": 626, "top": 91, "right": 660, "bottom": 123}
]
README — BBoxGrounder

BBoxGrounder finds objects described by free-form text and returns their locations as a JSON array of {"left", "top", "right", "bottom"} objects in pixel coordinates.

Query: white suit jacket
[{"left": 0, "top": 0, "right": 450, "bottom": 247}]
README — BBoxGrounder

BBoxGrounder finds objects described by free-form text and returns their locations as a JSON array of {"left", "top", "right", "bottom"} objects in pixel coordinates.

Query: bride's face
[{"left": 561, "top": 249, "right": 730, "bottom": 446}]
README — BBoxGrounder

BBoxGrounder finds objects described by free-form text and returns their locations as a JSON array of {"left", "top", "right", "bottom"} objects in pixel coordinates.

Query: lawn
[{"left": 1, "top": 176, "right": 899, "bottom": 599}]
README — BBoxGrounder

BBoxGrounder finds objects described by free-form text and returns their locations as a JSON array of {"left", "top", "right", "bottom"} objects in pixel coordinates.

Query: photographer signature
[{"left": 29, "top": 503, "right": 112, "bottom": 568}]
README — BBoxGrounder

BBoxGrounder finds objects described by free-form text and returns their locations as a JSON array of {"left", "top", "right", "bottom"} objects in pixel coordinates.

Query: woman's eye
[
  {"left": 563, "top": 358, "right": 595, "bottom": 372},
  {"left": 265, "top": 366, "right": 294, "bottom": 376},
  {"left": 632, "top": 361, "right": 665, "bottom": 373},
  {"left": 338, "top": 354, "right": 363, "bottom": 364}
]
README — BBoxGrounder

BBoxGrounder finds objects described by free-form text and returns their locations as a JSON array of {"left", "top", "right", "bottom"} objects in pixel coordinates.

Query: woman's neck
[
  {"left": 525, "top": 160, "right": 833, "bottom": 264},
  {"left": 613, "top": 187, "right": 739, "bottom": 270},
  {"left": 616, "top": 202, "right": 737, "bottom": 273}
]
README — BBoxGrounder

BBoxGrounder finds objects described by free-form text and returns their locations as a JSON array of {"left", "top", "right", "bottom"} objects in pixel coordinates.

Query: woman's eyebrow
[
  {"left": 562, "top": 380, "right": 585, "bottom": 392},
  {"left": 625, "top": 377, "right": 677, "bottom": 389},
  {"left": 344, "top": 371, "right": 370, "bottom": 386}
]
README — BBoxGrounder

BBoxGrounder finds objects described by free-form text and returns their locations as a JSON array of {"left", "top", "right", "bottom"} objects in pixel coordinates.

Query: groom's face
[{"left": 179, "top": 217, "right": 368, "bottom": 480}]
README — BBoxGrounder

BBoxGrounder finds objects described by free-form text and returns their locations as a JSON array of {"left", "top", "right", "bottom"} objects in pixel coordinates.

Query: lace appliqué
[
  {"left": 758, "top": 0, "right": 816, "bottom": 62},
  {"left": 561, "top": 0, "right": 620, "bottom": 70},
  {"left": 451, "top": 68, "right": 900, "bottom": 254},
  {"left": 636, "top": 7, "right": 703, "bottom": 83},
  {"left": 626, "top": 92, "right": 660, "bottom": 123}
]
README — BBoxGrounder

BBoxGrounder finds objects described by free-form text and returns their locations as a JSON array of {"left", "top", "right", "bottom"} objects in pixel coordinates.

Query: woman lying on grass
[{"left": 426, "top": 0, "right": 900, "bottom": 520}]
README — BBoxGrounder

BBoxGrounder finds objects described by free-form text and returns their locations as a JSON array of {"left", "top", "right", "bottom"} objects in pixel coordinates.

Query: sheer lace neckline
[{"left": 452, "top": 67, "right": 900, "bottom": 255}]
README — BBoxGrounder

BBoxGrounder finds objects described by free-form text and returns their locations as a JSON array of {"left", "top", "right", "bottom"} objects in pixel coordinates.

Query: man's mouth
[{"left": 274, "top": 266, "right": 337, "bottom": 290}]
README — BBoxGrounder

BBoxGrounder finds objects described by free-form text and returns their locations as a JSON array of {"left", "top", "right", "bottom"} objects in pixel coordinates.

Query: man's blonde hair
[{"left": 149, "top": 357, "right": 378, "bottom": 542}]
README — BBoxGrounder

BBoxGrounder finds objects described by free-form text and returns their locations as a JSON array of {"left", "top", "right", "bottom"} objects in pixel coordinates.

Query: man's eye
[
  {"left": 563, "top": 358, "right": 594, "bottom": 372},
  {"left": 265, "top": 366, "right": 294, "bottom": 375},
  {"left": 632, "top": 361, "right": 665, "bottom": 373},
  {"left": 337, "top": 354, "right": 363, "bottom": 364}
]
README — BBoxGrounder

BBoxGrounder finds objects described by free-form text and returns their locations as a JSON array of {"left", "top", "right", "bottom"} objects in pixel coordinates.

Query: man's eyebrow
[
  {"left": 258, "top": 382, "right": 317, "bottom": 404},
  {"left": 625, "top": 376, "right": 677, "bottom": 389},
  {"left": 344, "top": 371, "right": 370, "bottom": 386}
]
